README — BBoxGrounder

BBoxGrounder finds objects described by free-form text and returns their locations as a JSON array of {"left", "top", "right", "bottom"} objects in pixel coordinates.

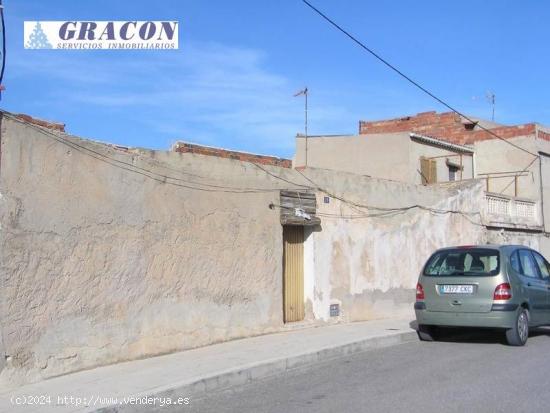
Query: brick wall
[
  {"left": 359, "top": 111, "right": 459, "bottom": 134},
  {"left": 538, "top": 130, "right": 550, "bottom": 142},
  {"left": 173, "top": 142, "right": 292, "bottom": 168},
  {"left": 15, "top": 114, "right": 65, "bottom": 132},
  {"left": 359, "top": 111, "right": 536, "bottom": 144}
]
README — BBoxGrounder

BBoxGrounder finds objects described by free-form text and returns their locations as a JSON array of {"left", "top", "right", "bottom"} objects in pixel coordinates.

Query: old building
[
  {"left": 295, "top": 111, "right": 550, "bottom": 237},
  {"left": 295, "top": 130, "right": 475, "bottom": 185},
  {"left": 0, "top": 110, "right": 501, "bottom": 388},
  {"left": 1, "top": 109, "right": 549, "bottom": 388}
]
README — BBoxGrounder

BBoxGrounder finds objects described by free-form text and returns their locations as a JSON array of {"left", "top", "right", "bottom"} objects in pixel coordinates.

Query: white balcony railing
[
  {"left": 485, "top": 193, "right": 539, "bottom": 227},
  {"left": 486, "top": 194, "right": 511, "bottom": 216}
]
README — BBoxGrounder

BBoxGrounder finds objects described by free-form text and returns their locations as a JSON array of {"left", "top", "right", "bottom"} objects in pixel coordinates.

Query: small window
[
  {"left": 518, "top": 250, "right": 539, "bottom": 279},
  {"left": 445, "top": 159, "right": 463, "bottom": 182},
  {"left": 448, "top": 165, "right": 460, "bottom": 181},
  {"left": 533, "top": 252, "right": 550, "bottom": 281}
]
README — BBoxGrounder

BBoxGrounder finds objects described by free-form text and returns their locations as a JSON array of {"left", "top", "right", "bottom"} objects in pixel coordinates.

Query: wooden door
[{"left": 283, "top": 226, "right": 305, "bottom": 323}]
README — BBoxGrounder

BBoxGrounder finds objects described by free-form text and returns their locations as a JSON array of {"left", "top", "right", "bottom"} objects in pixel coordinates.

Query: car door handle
[{"left": 527, "top": 282, "right": 532, "bottom": 287}]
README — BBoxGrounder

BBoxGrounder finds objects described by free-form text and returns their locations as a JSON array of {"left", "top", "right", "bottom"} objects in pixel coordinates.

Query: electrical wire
[
  {"left": 252, "top": 162, "right": 313, "bottom": 189},
  {"left": 271, "top": 202, "right": 485, "bottom": 226},
  {"left": 298, "top": 0, "right": 543, "bottom": 226},
  {"left": 301, "top": 0, "right": 539, "bottom": 160},
  {"left": 4, "top": 112, "right": 307, "bottom": 194},
  {"left": 0, "top": 0, "right": 5, "bottom": 89},
  {"left": 293, "top": 167, "right": 480, "bottom": 217},
  {"left": 4, "top": 113, "right": 486, "bottom": 226},
  {"left": 15, "top": 108, "right": 485, "bottom": 223},
  {"left": 498, "top": 155, "right": 539, "bottom": 195}
]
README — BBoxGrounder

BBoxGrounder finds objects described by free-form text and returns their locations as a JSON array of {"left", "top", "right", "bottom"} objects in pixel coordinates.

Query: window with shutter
[
  {"left": 420, "top": 157, "right": 437, "bottom": 185},
  {"left": 429, "top": 159, "right": 437, "bottom": 183},
  {"left": 420, "top": 157, "right": 430, "bottom": 185}
]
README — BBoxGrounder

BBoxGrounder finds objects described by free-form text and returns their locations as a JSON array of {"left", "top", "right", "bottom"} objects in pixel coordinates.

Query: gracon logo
[
  {"left": 25, "top": 22, "right": 52, "bottom": 49},
  {"left": 24, "top": 21, "right": 179, "bottom": 50}
]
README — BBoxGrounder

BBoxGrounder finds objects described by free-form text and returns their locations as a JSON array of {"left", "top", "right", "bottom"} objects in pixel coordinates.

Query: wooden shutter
[
  {"left": 429, "top": 159, "right": 437, "bottom": 183},
  {"left": 420, "top": 157, "right": 437, "bottom": 185}
]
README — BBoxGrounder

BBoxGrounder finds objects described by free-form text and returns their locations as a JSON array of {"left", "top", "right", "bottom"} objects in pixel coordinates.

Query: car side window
[
  {"left": 518, "top": 250, "right": 539, "bottom": 279},
  {"left": 532, "top": 252, "right": 550, "bottom": 281},
  {"left": 510, "top": 250, "right": 521, "bottom": 273}
]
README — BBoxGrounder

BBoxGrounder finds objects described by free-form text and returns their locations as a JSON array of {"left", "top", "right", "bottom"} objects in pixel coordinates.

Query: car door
[
  {"left": 516, "top": 249, "right": 547, "bottom": 325},
  {"left": 531, "top": 250, "right": 550, "bottom": 324}
]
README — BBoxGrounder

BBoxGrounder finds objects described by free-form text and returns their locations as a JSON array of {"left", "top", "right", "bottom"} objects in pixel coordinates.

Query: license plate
[{"left": 439, "top": 285, "right": 474, "bottom": 294}]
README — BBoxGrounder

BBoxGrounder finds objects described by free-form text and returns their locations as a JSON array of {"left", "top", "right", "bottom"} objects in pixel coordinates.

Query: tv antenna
[
  {"left": 293, "top": 87, "right": 308, "bottom": 166},
  {"left": 486, "top": 91, "right": 495, "bottom": 122}
]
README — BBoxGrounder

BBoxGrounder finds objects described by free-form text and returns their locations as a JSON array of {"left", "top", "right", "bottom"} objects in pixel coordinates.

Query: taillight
[
  {"left": 416, "top": 283, "right": 425, "bottom": 300},
  {"left": 493, "top": 283, "right": 512, "bottom": 300}
]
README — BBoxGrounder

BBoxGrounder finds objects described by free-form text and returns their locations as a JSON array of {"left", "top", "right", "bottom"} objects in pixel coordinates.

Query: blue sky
[{"left": 5, "top": 1, "right": 550, "bottom": 157}]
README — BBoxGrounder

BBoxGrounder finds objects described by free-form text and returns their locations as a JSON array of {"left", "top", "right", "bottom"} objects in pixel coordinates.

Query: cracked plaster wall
[
  {"left": 299, "top": 170, "right": 488, "bottom": 322},
  {"left": 3, "top": 114, "right": 545, "bottom": 388},
  {"left": 0, "top": 117, "right": 286, "bottom": 388}
]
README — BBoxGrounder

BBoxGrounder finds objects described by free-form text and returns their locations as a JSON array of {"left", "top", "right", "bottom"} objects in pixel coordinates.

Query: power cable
[
  {"left": 299, "top": 0, "right": 542, "bottom": 225},
  {"left": 271, "top": 202, "right": 485, "bottom": 226},
  {"left": 294, "top": 167, "right": 480, "bottom": 217},
  {"left": 4, "top": 112, "right": 307, "bottom": 194},
  {"left": 0, "top": 0, "right": 6, "bottom": 96},
  {"left": 251, "top": 162, "right": 313, "bottom": 189},
  {"left": 498, "top": 155, "right": 539, "bottom": 196},
  {"left": 301, "top": 0, "right": 539, "bottom": 160},
  {"left": 10, "top": 110, "right": 485, "bottom": 223}
]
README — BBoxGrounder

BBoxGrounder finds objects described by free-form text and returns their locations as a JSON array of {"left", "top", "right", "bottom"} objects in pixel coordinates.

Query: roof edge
[{"left": 410, "top": 132, "right": 474, "bottom": 154}]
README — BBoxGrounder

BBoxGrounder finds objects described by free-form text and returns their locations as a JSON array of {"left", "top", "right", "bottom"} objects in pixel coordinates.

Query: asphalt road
[{"left": 184, "top": 327, "right": 550, "bottom": 413}]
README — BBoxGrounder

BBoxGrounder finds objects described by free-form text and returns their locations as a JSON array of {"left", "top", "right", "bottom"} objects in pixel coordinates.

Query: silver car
[{"left": 415, "top": 245, "right": 550, "bottom": 346}]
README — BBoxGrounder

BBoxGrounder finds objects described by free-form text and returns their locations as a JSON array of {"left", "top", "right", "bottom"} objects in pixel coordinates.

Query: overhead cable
[{"left": 301, "top": 0, "right": 539, "bottom": 159}]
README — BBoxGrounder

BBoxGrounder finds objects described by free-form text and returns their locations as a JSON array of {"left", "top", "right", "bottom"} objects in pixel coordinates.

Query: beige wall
[
  {"left": 294, "top": 133, "right": 412, "bottom": 182},
  {"left": 298, "top": 169, "right": 487, "bottom": 322},
  {"left": 295, "top": 132, "right": 544, "bottom": 211},
  {"left": 295, "top": 133, "right": 474, "bottom": 185},
  {"left": 474, "top": 135, "right": 539, "bottom": 199},
  {"left": 0, "top": 116, "right": 290, "bottom": 388}
]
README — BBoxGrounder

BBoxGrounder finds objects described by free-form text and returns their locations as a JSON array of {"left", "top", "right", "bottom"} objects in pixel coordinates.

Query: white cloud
[{"left": 11, "top": 41, "right": 359, "bottom": 155}]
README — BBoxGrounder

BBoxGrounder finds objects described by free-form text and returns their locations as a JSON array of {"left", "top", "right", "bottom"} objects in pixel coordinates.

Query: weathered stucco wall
[
  {"left": 297, "top": 169, "right": 487, "bottom": 322},
  {"left": 2, "top": 113, "right": 547, "bottom": 389},
  {"left": 0, "top": 115, "right": 293, "bottom": 388}
]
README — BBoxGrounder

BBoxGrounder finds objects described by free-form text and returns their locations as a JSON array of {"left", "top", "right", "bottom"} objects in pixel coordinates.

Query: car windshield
[{"left": 423, "top": 248, "right": 500, "bottom": 276}]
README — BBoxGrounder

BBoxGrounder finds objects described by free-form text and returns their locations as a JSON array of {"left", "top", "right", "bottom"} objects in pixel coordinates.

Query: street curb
[{"left": 94, "top": 330, "right": 417, "bottom": 412}]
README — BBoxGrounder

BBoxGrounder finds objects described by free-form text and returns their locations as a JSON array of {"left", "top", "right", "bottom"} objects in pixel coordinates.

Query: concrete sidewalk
[{"left": 1, "top": 318, "right": 417, "bottom": 413}]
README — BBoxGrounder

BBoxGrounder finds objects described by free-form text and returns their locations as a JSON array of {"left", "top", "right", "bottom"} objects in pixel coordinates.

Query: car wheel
[
  {"left": 417, "top": 324, "right": 438, "bottom": 342},
  {"left": 506, "top": 308, "right": 529, "bottom": 346}
]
